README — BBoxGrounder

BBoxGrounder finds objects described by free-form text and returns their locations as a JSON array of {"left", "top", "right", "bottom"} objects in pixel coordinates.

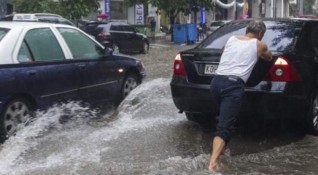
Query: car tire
[
  {"left": 185, "top": 112, "right": 216, "bottom": 127},
  {"left": 307, "top": 91, "right": 318, "bottom": 135},
  {"left": 0, "top": 98, "right": 33, "bottom": 142},
  {"left": 122, "top": 74, "right": 139, "bottom": 97},
  {"left": 115, "top": 74, "right": 140, "bottom": 106},
  {"left": 113, "top": 44, "right": 120, "bottom": 54},
  {"left": 141, "top": 41, "right": 149, "bottom": 54}
]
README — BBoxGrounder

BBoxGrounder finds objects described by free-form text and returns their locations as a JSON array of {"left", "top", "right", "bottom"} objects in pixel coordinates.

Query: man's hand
[{"left": 257, "top": 41, "right": 272, "bottom": 61}]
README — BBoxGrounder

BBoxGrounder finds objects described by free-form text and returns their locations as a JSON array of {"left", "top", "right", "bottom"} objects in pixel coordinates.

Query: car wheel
[
  {"left": 0, "top": 98, "right": 33, "bottom": 142},
  {"left": 185, "top": 112, "right": 207, "bottom": 124},
  {"left": 141, "top": 41, "right": 149, "bottom": 54},
  {"left": 186, "top": 112, "right": 217, "bottom": 129},
  {"left": 113, "top": 44, "right": 120, "bottom": 54},
  {"left": 307, "top": 92, "right": 318, "bottom": 135},
  {"left": 122, "top": 74, "right": 139, "bottom": 97}
]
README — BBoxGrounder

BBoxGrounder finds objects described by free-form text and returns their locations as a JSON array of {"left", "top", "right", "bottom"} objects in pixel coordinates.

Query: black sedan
[
  {"left": 170, "top": 18, "right": 318, "bottom": 135},
  {"left": 82, "top": 21, "right": 149, "bottom": 54}
]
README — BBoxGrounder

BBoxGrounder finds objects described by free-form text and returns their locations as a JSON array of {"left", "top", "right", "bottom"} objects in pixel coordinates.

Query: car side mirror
[{"left": 104, "top": 47, "right": 113, "bottom": 56}]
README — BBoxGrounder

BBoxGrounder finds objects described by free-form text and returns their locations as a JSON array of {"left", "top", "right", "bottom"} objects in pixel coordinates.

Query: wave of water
[
  {"left": 0, "top": 78, "right": 185, "bottom": 175},
  {"left": 1, "top": 78, "right": 317, "bottom": 175}
]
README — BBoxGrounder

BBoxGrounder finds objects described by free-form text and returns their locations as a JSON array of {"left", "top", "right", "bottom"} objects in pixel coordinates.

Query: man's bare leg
[{"left": 208, "top": 136, "right": 225, "bottom": 172}]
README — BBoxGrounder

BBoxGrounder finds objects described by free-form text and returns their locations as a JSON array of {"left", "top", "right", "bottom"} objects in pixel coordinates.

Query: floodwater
[
  {"left": 0, "top": 78, "right": 317, "bottom": 175},
  {"left": 0, "top": 43, "right": 318, "bottom": 175}
]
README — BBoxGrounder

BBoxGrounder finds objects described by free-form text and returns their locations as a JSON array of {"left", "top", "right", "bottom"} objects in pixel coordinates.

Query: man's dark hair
[{"left": 246, "top": 20, "right": 266, "bottom": 34}]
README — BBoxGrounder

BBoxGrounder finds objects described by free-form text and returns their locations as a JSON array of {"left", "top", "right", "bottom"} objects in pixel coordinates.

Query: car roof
[
  {"left": 224, "top": 18, "right": 318, "bottom": 26},
  {"left": 107, "top": 21, "right": 130, "bottom": 26},
  {"left": 240, "top": 17, "right": 318, "bottom": 22},
  {"left": 0, "top": 21, "right": 76, "bottom": 29},
  {"left": 1, "top": 13, "right": 75, "bottom": 26}
]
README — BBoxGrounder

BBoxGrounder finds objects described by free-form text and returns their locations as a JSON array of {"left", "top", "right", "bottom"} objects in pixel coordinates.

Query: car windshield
[
  {"left": 0, "top": 28, "right": 9, "bottom": 41},
  {"left": 199, "top": 20, "right": 304, "bottom": 51}
]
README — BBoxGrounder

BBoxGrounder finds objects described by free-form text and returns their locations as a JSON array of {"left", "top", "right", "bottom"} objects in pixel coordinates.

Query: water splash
[
  {"left": 0, "top": 101, "right": 97, "bottom": 174},
  {"left": 0, "top": 78, "right": 185, "bottom": 175}
]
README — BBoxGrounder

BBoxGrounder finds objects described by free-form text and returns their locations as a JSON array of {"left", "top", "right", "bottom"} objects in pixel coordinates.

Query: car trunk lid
[{"left": 179, "top": 48, "right": 222, "bottom": 84}]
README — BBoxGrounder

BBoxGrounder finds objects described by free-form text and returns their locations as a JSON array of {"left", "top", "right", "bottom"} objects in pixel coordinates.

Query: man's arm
[{"left": 258, "top": 41, "right": 272, "bottom": 61}]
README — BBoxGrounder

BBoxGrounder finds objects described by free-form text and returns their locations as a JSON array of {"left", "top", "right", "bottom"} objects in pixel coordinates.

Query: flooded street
[{"left": 0, "top": 39, "right": 318, "bottom": 175}]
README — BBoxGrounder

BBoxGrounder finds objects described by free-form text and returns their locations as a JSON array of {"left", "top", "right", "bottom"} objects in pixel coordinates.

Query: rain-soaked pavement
[{"left": 0, "top": 37, "right": 318, "bottom": 175}]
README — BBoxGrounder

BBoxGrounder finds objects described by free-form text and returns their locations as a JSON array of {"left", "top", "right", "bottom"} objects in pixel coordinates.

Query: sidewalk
[
  {"left": 149, "top": 33, "right": 200, "bottom": 46},
  {"left": 148, "top": 33, "right": 172, "bottom": 45}
]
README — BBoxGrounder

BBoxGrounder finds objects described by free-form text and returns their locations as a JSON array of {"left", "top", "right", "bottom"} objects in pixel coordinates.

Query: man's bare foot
[{"left": 208, "top": 161, "right": 220, "bottom": 172}]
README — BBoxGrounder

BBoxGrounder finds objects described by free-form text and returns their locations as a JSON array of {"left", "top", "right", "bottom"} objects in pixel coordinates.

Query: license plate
[{"left": 204, "top": 64, "right": 218, "bottom": 75}]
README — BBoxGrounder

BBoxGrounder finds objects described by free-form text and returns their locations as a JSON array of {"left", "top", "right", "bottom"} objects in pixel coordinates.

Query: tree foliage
[{"left": 11, "top": 0, "right": 99, "bottom": 20}]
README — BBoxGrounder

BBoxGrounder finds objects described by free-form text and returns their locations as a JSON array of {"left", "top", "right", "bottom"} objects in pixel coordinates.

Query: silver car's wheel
[
  {"left": 1, "top": 99, "right": 32, "bottom": 138},
  {"left": 123, "top": 75, "right": 138, "bottom": 97}
]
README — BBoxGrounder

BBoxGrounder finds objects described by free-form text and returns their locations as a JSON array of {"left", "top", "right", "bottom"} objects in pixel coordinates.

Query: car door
[
  {"left": 110, "top": 23, "right": 126, "bottom": 50},
  {"left": 57, "top": 27, "right": 121, "bottom": 104},
  {"left": 122, "top": 25, "right": 143, "bottom": 51},
  {"left": 15, "top": 27, "right": 81, "bottom": 107}
]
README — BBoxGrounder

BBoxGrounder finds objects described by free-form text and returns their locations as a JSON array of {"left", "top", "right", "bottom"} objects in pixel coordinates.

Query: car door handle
[
  {"left": 27, "top": 70, "right": 37, "bottom": 76},
  {"left": 77, "top": 64, "right": 86, "bottom": 70}
]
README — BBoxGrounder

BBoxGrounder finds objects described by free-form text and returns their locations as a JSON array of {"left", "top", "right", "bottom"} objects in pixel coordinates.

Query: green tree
[{"left": 11, "top": 0, "right": 99, "bottom": 20}]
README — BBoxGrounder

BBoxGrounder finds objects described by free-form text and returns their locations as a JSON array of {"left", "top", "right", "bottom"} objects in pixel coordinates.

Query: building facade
[
  {"left": 214, "top": 0, "right": 290, "bottom": 21},
  {"left": 95, "top": 0, "right": 291, "bottom": 31}
]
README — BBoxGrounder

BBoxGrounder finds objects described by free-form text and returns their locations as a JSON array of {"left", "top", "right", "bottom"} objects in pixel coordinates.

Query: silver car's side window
[
  {"left": 57, "top": 27, "right": 103, "bottom": 60},
  {"left": 21, "top": 28, "right": 65, "bottom": 62}
]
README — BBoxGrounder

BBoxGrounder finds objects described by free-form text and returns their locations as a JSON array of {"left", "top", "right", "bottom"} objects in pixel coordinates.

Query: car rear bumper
[{"left": 170, "top": 77, "right": 308, "bottom": 119}]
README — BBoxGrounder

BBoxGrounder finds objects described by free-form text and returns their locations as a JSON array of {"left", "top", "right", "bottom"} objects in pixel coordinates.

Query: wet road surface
[{"left": 0, "top": 39, "right": 317, "bottom": 175}]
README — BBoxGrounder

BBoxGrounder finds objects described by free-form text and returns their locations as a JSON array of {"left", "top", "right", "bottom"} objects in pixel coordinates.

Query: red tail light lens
[
  {"left": 263, "top": 56, "right": 301, "bottom": 82},
  {"left": 173, "top": 53, "right": 186, "bottom": 75}
]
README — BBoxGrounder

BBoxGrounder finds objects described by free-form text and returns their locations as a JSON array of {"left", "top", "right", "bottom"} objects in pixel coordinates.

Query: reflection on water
[{"left": 0, "top": 78, "right": 317, "bottom": 175}]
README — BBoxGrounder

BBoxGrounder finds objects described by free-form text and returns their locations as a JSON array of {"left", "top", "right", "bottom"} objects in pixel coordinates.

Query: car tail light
[
  {"left": 173, "top": 53, "right": 186, "bottom": 75},
  {"left": 263, "top": 56, "right": 302, "bottom": 82}
]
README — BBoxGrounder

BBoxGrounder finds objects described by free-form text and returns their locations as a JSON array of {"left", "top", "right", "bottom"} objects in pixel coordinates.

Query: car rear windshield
[
  {"left": 199, "top": 20, "right": 304, "bottom": 51},
  {"left": 0, "top": 28, "right": 9, "bottom": 41}
]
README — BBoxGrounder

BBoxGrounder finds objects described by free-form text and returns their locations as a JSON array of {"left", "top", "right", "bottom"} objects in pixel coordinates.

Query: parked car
[
  {"left": 170, "top": 18, "right": 318, "bottom": 135},
  {"left": 80, "top": 21, "right": 107, "bottom": 35},
  {"left": 208, "top": 20, "right": 230, "bottom": 33},
  {"left": 0, "top": 13, "right": 75, "bottom": 26},
  {"left": 82, "top": 21, "right": 149, "bottom": 54},
  {"left": 0, "top": 22, "right": 145, "bottom": 142}
]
